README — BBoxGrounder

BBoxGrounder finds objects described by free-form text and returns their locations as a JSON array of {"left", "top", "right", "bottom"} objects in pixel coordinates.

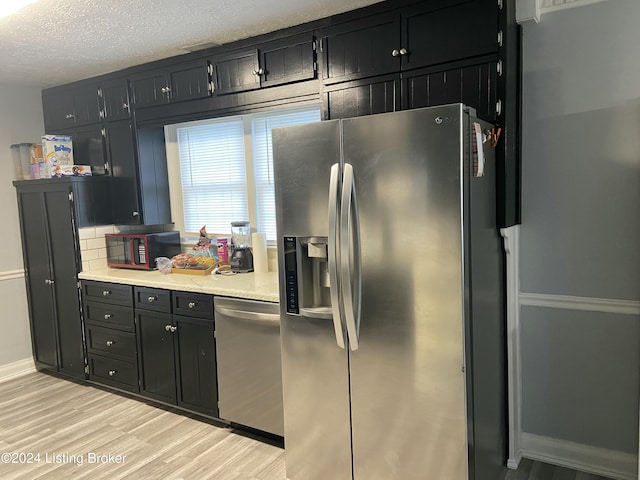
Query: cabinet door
[
  {"left": 130, "top": 70, "right": 169, "bottom": 108},
  {"left": 42, "top": 89, "right": 77, "bottom": 132},
  {"left": 402, "top": 60, "right": 497, "bottom": 121},
  {"left": 175, "top": 316, "right": 218, "bottom": 416},
  {"left": 211, "top": 49, "right": 260, "bottom": 94},
  {"left": 101, "top": 80, "right": 131, "bottom": 121},
  {"left": 260, "top": 34, "right": 316, "bottom": 88},
  {"left": 71, "top": 125, "right": 107, "bottom": 175},
  {"left": 324, "top": 74, "right": 399, "bottom": 120},
  {"left": 320, "top": 12, "right": 400, "bottom": 84},
  {"left": 137, "top": 311, "right": 177, "bottom": 404},
  {"left": 168, "top": 60, "right": 211, "bottom": 103},
  {"left": 45, "top": 189, "right": 84, "bottom": 378},
  {"left": 401, "top": 0, "right": 498, "bottom": 71},
  {"left": 72, "top": 85, "right": 103, "bottom": 126},
  {"left": 17, "top": 191, "right": 58, "bottom": 370},
  {"left": 105, "top": 120, "right": 141, "bottom": 225}
]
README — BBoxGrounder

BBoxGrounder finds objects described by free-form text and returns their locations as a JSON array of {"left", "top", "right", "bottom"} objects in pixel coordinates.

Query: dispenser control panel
[{"left": 284, "top": 237, "right": 299, "bottom": 314}]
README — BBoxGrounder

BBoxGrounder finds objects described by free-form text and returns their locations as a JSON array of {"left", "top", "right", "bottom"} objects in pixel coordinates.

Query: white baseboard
[
  {"left": 0, "top": 358, "right": 36, "bottom": 383},
  {"left": 521, "top": 432, "right": 637, "bottom": 480}
]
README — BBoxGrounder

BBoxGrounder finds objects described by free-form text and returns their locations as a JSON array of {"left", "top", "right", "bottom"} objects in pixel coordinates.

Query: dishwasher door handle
[{"left": 214, "top": 306, "right": 280, "bottom": 326}]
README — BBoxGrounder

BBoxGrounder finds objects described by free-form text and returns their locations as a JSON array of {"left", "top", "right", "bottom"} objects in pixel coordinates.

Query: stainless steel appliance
[
  {"left": 230, "top": 221, "right": 254, "bottom": 273},
  {"left": 214, "top": 297, "right": 284, "bottom": 436},
  {"left": 105, "top": 231, "right": 181, "bottom": 270},
  {"left": 273, "top": 104, "right": 507, "bottom": 480}
]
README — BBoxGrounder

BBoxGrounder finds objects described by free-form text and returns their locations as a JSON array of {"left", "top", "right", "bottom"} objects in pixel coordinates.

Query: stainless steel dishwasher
[{"left": 214, "top": 297, "right": 284, "bottom": 436}]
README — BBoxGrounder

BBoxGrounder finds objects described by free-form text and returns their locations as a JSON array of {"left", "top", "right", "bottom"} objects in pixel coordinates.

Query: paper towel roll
[{"left": 252, "top": 232, "right": 268, "bottom": 273}]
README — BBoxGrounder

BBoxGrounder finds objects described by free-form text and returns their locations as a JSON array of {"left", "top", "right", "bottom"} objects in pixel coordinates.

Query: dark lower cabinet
[
  {"left": 136, "top": 288, "right": 219, "bottom": 417},
  {"left": 137, "top": 310, "right": 177, "bottom": 404},
  {"left": 15, "top": 181, "right": 84, "bottom": 379},
  {"left": 175, "top": 315, "right": 218, "bottom": 416}
]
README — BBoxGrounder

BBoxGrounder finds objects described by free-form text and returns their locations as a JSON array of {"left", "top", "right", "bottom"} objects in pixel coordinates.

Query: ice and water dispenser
[{"left": 283, "top": 237, "right": 333, "bottom": 319}]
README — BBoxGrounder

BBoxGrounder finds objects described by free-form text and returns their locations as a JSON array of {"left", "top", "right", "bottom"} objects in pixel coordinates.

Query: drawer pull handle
[
  {"left": 108, "top": 370, "right": 116, "bottom": 376},
  {"left": 188, "top": 302, "right": 196, "bottom": 309},
  {"left": 148, "top": 296, "right": 157, "bottom": 303},
  {"left": 106, "top": 340, "right": 114, "bottom": 347},
  {"left": 102, "top": 290, "right": 111, "bottom": 296},
  {"left": 104, "top": 314, "right": 112, "bottom": 320}
]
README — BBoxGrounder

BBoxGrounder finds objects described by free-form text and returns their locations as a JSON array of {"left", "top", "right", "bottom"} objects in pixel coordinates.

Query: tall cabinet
[{"left": 14, "top": 179, "right": 87, "bottom": 379}]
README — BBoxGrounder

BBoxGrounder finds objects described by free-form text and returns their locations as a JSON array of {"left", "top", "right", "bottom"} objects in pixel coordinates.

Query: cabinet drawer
[
  {"left": 86, "top": 325, "right": 136, "bottom": 361},
  {"left": 88, "top": 354, "right": 138, "bottom": 392},
  {"left": 83, "top": 281, "right": 132, "bottom": 306},
  {"left": 172, "top": 291, "right": 213, "bottom": 319},
  {"left": 135, "top": 286, "right": 171, "bottom": 313},
  {"left": 84, "top": 302, "right": 134, "bottom": 331}
]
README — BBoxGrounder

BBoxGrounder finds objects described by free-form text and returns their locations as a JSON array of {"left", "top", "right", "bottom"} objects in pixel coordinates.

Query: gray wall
[
  {"left": 520, "top": 0, "right": 640, "bottom": 455},
  {"left": 0, "top": 83, "right": 44, "bottom": 367}
]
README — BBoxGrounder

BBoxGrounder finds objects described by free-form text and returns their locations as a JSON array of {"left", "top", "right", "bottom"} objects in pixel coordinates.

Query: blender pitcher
[{"left": 230, "top": 221, "right": 253, "bottom": 272}]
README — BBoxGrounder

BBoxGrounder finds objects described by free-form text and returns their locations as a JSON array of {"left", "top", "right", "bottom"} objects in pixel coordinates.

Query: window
[{"left": 165, "top": 105, "right": 321, "bottom": 242}]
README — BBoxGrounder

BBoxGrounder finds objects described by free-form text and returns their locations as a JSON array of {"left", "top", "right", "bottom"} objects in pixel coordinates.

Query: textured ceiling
[{"left": 0, "top": 0, "right": 383, "bottom": 88}]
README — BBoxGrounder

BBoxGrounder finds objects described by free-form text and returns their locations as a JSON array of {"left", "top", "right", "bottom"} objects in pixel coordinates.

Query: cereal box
[{"left": 41, "top": 135, "right": 73, "bottom": 175}]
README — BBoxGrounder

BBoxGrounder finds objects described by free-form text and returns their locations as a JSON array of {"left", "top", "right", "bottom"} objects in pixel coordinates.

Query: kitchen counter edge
[{"left": 78, "top": 269, "right": 280, "bottom": 303}]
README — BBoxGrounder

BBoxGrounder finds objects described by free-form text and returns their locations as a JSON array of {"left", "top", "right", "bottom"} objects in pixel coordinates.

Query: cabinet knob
[
  {"left": 165, "top": 324, "right": 172, "bottom": 331},
  {"left": 188, "top": 302, "right": 197, "bottom": 309},
  {"left": 102, "top": 290, "right": 111, "bottom": 296},
  {"left": 399, "top": 48, "right": 408, "bottom": 56},
  {"left": 252, "top": 68, "right": 264, "bottom": 76},
  {"left": 123, "top": 103, "right": 129, "bottom": 110},
  {"left": 170, "top": 326, "right": 177, "bottom": 333},
  {"left": 65, "top": 113, "right": 75, "bottom": 119},
  {"left": 147, "top": 296, "right": 157, "bottom": 303},
  {"left": 132, "top": 211, "right": 139, "bottom": 217},
  {"left": 161, "top": 86, "right": 171, "bottom": 94},
  {"left": 104, "top": 314, "right": 112, "bottom": 319},
  {"left": 106, "top": 340, "right": 114, "bottom": 347},
  {"left": 391, "top": 49, "right": 400, "bottom": 57},
  {"left": 108, "top": 370, "right": 116, "bottom": 377},
  {"left": 44, "top": 279, "right": 50, "bottom": 285}
]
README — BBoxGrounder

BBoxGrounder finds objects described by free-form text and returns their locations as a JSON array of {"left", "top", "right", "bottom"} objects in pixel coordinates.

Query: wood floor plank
[{"left": 0, "top": 372, "right": 621, "bottom": 480}]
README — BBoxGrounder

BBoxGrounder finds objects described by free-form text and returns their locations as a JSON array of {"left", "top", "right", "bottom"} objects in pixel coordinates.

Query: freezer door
[
  {"left": 342, "top": 105, "right": 469, "bottom": 480},
  {"left": 273, "top": 120, "right": 352, "bottom": 480}
]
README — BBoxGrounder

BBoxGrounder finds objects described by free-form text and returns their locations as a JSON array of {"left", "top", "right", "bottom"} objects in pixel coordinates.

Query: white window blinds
[
  {"left": 252, "top": 108, "right": 321, "bottom": 241},
  {"left": 177, "top": 118, "right": 248, "bottom": 233}
]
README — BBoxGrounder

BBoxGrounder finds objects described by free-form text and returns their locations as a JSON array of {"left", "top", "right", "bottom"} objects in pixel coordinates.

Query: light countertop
[{"left": 78, "top": 268, "right": 280, "bottom": 303}]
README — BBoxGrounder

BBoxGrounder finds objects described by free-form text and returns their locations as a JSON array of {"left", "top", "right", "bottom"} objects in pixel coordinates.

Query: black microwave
[{"left": 105, "top": 232, "right": 181, "bottom": 270}]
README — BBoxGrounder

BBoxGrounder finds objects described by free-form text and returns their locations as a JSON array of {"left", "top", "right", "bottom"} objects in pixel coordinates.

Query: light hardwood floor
[{"left": 0, "top": 372, "right": 617, "bottom": 480}]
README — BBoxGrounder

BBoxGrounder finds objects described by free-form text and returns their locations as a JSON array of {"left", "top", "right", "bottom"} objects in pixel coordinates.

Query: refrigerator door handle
[
  {"left": 340, "top": 163, "right": 362, "bottom": 351},
  {"left": 328, "top": 162, "right": 345, "bottom": 349}
]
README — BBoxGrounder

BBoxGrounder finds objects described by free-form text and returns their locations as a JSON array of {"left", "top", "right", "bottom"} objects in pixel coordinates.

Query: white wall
[
  {"left": 518, "top": 1, "right": 640, "bottom": 478},
  {"left": 0, "top": 83, "right": 44, "bottom": 367}
]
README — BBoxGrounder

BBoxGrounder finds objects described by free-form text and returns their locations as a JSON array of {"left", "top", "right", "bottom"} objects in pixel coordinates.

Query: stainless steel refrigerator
[{"left": 273, "top": 104, "right": 506, "bottom": 480}]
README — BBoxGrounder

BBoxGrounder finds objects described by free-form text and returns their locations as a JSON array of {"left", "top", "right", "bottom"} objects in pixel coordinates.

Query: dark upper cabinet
[
  {"left": 401, "top": 0, "right": 498, "bottom": 70},
  {"left": 106, "top": 120, "right": 171, "bottom": 226},
  {"left": 14, "top": 181, "right": 84, "bottom": 379},
  {"left": 130, "top": 60, "right": 211, "bottom": 108},
  {"left": 320, "top": 12, "right": 400, "bottom": 85},
  {"left": 320, "top": 0, "right": 498, "bottom": 85},
  {"left": 402, "top": 59, "right": 498, "bottom": 121},
  {"left": 42, "top": 84, "right": 102, "bottom": 132},
  {"left": 69, "top": 124, "right": 107, "bottom": 175},
  {"left": 210, "top": 48, "right": 261, "bottom": 95},
  {"left": 259, "top": 34, "right": 317, "bottom": 88},
  {"left": 101, "top": 79, "right": 131, "bottom": 121},
  {"left": 105, "top": 120, "right": 140, "bottom": 224},
  {"left": 323, "top": 74, "right": 399, "bottom": 120}
]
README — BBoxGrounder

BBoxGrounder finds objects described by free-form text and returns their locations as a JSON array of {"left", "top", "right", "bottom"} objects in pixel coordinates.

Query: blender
[{"left": 230, "top": 221, "right": 254, "bottom": 273}]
